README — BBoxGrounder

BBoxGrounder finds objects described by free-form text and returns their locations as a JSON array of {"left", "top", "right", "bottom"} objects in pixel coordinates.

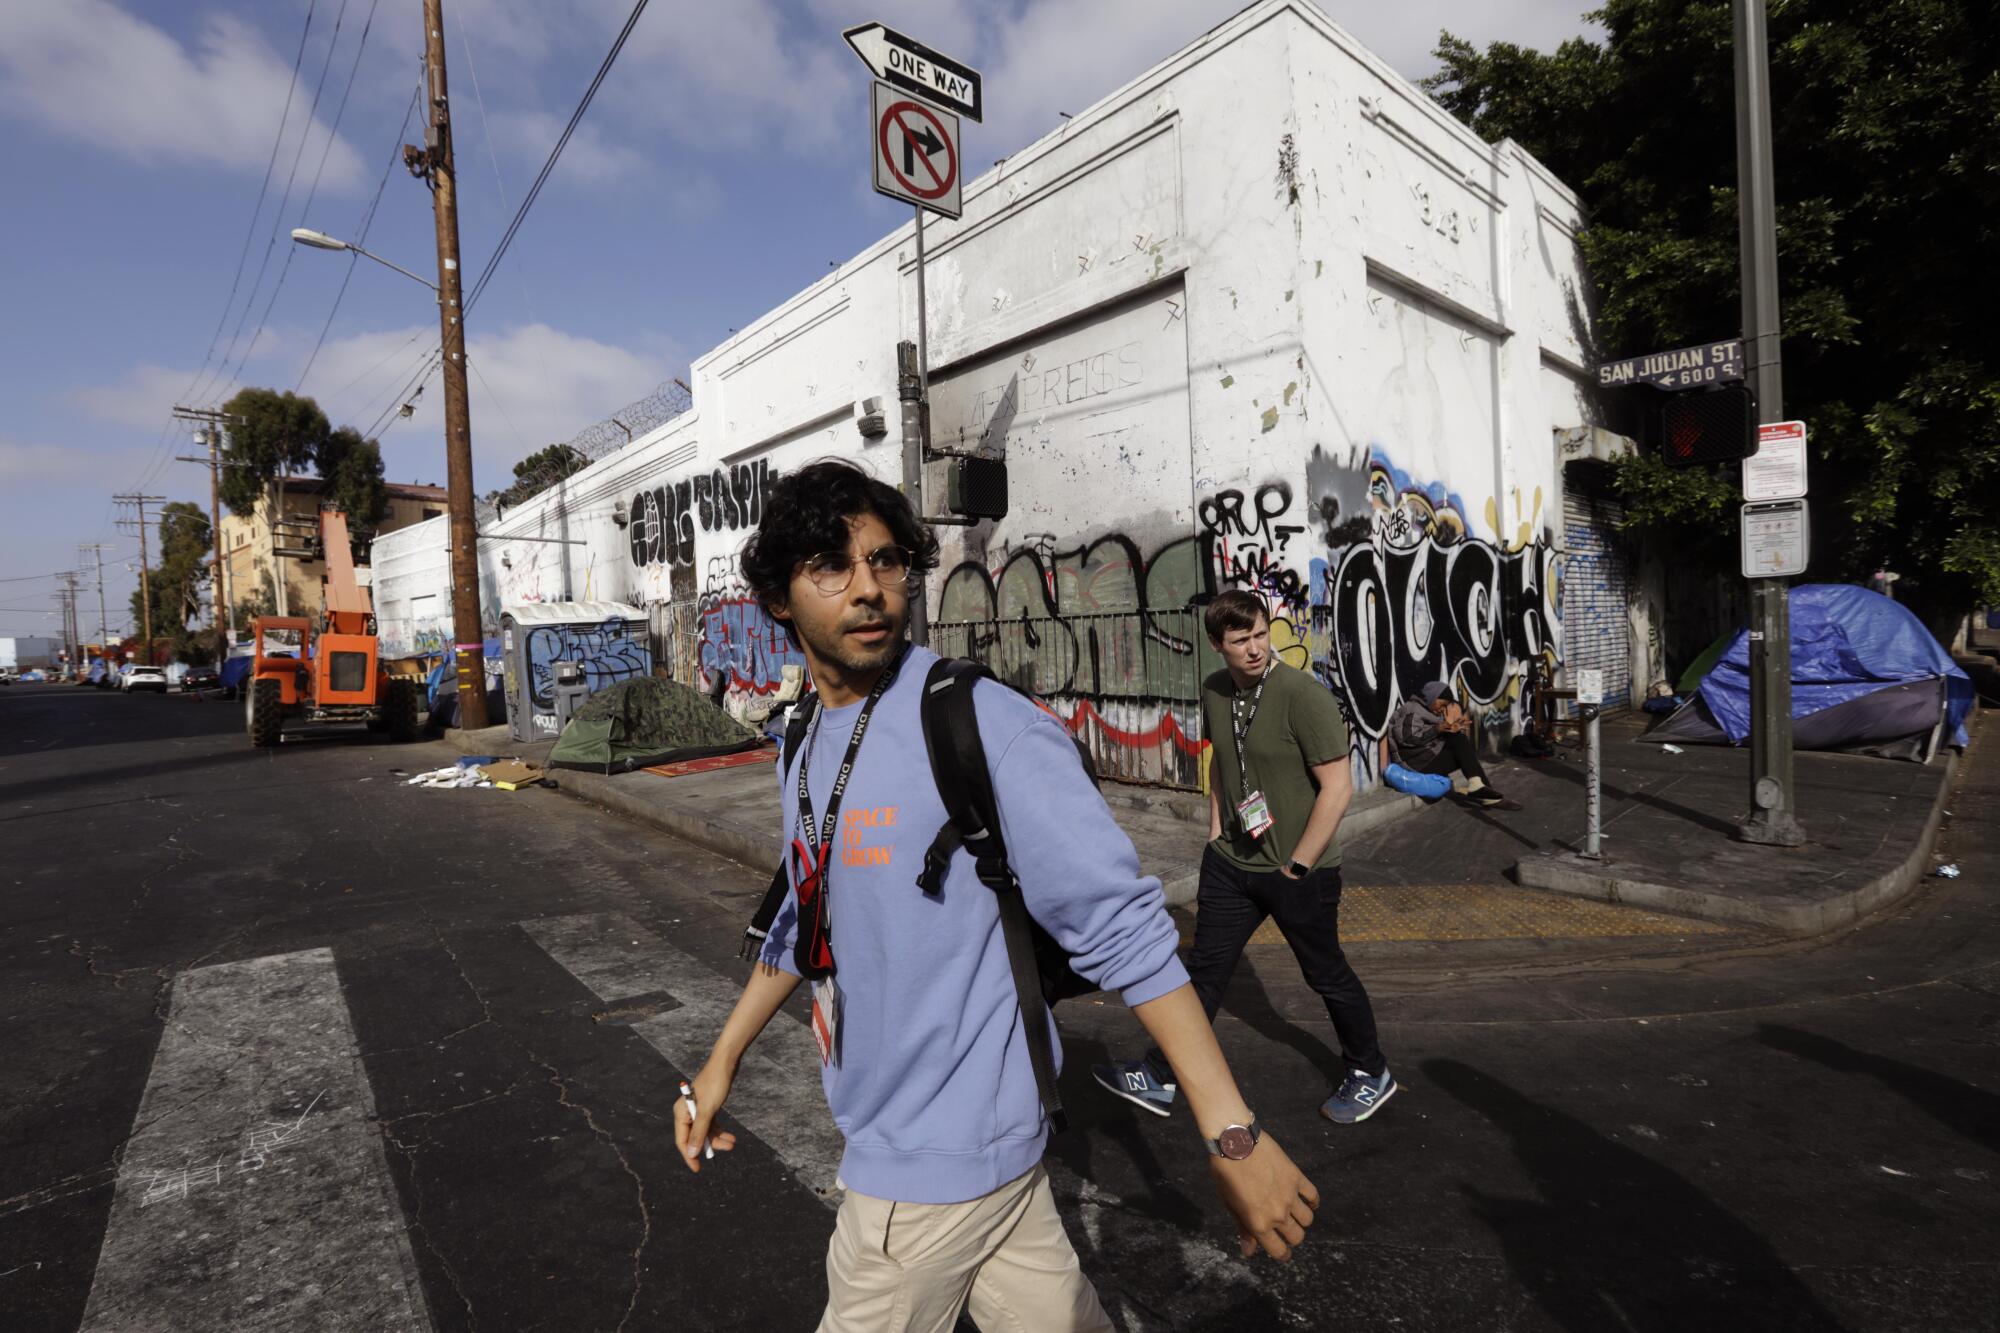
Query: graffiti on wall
[
  {"left": 629, "top": 459, "right": 778, "bottom": 570},
  {"left": 1199, "top": 482, "right": 1309, "bottom": 610},
  {"left": 936, "top": 533, "right": 1208, "bottom": 786},
  {"left": 524, "top": 618, "right": 651, "bottom": 712},
  {"left": 1302, "top": 446, "right": 1560, "bottom": 772},
  {"left": 696, "top": 555, "right": 806, "bottom": 698}
]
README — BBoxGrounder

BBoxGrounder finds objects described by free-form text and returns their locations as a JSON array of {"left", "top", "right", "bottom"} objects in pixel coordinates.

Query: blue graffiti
[{"left": 525, "top": 619, "right": 651, "bottom": 709}]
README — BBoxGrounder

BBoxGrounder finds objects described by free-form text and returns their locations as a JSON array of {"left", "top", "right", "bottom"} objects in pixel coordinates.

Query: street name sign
[
  {"left": 872, "top": 79, "right": 962, "bottom": 220},
  {"left": 844, "top": 21, "right": 983, "bottom": 122},
  {"left": 1597, "top": 338, "right": 1744, "bottom": 391},
  {"left": 1743, "top": 419, "right": 1808, "bottom": 502},
  {"left": 1741, "top": 499, "right": 1810, "bottom": 578}
]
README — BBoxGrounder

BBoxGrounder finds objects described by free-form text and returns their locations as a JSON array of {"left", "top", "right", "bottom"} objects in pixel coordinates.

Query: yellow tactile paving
[{"left": 1239, "top": 883, "right": 1733, "bottom": 944}]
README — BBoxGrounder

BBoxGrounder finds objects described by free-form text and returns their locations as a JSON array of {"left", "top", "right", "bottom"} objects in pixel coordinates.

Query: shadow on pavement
[
  {"left": 1218, "top": 954, "right": 1346, "bottom": 1093},
  {"left": 1536, "top": 754, "right": 1744, "bottom": 837},
  {"left": 1757, "top": 1024, "right": 2000, "bottom": 1156},
  {"left": 1423, "top": 1057, "right": 1847, "bottom": 1332},
  {"left": 0, "top": 727, "right": 396, "bottom": 805}
]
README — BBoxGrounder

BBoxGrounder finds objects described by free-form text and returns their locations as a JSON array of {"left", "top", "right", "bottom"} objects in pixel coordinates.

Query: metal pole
[
  {"left": 136, "top": 500, "right": 153, "bottom": 664},
  {"left": 1734, "top": 0, "right": 1803, "bottom": 845},
  {"left": 1583, "top": 704, "right": 1603, "bottom": 859},
  {"left": 270, "top": 478, "right": 290, "bottom": 618},
  {"left": 906, "top": 204, "right": 931, "bottom": 646},
  {"left": 205, "top": 429, "right": 227, "bottom": 662},
  {"left": 424, "top": 0, "right": 489, "bottom": 730}
]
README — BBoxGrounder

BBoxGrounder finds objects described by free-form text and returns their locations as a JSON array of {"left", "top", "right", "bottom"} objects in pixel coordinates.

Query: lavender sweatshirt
[{"left": 763, "top": 646, "right": 1188, "bottom": 1203}]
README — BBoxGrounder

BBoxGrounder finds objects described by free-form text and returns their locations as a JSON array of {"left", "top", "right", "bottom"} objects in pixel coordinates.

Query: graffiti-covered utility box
[{"left": 500, "top": 602, "right": 652, "bottom": 743}]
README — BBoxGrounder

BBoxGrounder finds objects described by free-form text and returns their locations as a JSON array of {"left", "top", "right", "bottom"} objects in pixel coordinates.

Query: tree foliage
[
  {"left": 219, "top": 388, "right": 389, "bottom": 560},
  {"left": 1428, "top": 0, "right": 2000, "bottom": 624},
  {"left": 491, "top": 443, "right": 588, "bottom": 510},
  {"left": 128, "top": 501, "right": 215, "bottom": 661}
]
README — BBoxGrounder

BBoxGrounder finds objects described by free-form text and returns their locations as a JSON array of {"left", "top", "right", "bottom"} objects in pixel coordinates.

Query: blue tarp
[{"left": 1698, "top": 584, "right": 1974, "bottom": 747}]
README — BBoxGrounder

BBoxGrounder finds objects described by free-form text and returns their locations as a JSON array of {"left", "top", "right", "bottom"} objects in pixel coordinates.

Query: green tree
[
  {"left": 1427, "top": 0, "right": 2000, "bottom": 631},
  {"left": 128, "top": 501, "right": 216, "bottom": 661},
  {"left": 219, "top": 388, "right": 330, "bottom": 517},
  {"left": 315, "top": 426, "right": 390, "bottom": 554},
  {"left": 491, "top": 443, "right": 588, "bottom": 509}
]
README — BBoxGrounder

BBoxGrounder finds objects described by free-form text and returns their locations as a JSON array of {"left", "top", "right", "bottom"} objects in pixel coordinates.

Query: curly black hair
[{"left": 739, "top": 458, "right": 940, "bottom": 645}]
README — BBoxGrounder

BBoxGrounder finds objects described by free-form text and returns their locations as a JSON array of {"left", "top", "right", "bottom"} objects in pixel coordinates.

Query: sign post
[
  {"left": 849, "top": 25, "right": 983, "bottom": 645},
  {"left": 1576, "top": 669, "right": 1605, "bottom": 859}
]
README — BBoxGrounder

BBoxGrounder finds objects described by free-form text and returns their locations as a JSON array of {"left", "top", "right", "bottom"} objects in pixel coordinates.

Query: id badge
[
  {"left": 1235, "top": 790, "right": 1275, "bottom": 841},
  {"left": 810, "top": 976, "right": 841, "bottom": 1067}
]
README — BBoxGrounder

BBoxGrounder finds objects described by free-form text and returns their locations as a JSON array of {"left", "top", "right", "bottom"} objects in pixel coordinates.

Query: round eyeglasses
[{"left": 802, "top": 544, "right": 913, "bottom": 596}]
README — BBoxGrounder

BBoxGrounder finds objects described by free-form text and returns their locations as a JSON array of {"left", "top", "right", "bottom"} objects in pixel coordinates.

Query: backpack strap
[
  {"left": 740, "top": 693, "right": 821, "bottom": 961},
  {"left": 918, "top": 659, "right": 1069, "bottom": 1134}
]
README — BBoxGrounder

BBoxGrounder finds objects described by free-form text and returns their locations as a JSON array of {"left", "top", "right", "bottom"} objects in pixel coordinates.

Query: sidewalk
[
  {"left": 436, "top": 725, "right": 1423, "bottom": 908},
  {"left": 440, "top": 696, "right": 1972, "bottom": 938}
]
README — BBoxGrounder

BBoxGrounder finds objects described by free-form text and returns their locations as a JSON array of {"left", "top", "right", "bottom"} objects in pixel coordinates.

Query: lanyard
[
  {"left": 795, "top": 643, "right": 908, "bottom": 862},
  {"left": 1230, "top": 664, "right": 1272, "bottom": 790}
]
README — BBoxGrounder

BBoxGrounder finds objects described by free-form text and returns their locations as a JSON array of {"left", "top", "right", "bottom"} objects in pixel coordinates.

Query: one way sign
[{"left": 844, "top": 21, "right": 982, "bottom": 122}]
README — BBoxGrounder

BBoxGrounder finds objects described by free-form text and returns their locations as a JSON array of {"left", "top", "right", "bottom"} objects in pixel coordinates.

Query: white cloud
[
  {"left": 489, "top": 109, "right": 652, "bottom": 186},
  {"left": 0, "top": 438, "right": 100, "bottom": 484},
  {"left": 0, "top": 1, "right": 366, "bottom": 187},
  {"left": 302, "top": 322, "right": 677, "bottom": 482},
  {"left": 68, "top": 364, "right": 205, "bottom": 432}
]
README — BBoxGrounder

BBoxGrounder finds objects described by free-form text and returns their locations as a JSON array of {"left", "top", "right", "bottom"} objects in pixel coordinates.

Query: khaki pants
[{"left": 818, "top": 1164, "right": 1114, "bottom": 1333}]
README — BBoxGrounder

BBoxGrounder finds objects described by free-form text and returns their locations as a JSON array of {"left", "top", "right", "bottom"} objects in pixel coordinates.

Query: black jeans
[
  {"left": 1147, "top": 846, "right": 1385, "bottom": 1080},
  {"left": 1415, "top": 729, "right": 1488, "bottom": 783}
]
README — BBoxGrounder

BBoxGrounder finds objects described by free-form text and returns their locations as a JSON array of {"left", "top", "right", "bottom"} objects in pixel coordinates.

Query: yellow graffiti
[
  {"left": 1484, "top": 485, "right": 1545, "bottom": 554},
  {"left": 1269, "top": 614, "right": 1312, "bottom": 671}
]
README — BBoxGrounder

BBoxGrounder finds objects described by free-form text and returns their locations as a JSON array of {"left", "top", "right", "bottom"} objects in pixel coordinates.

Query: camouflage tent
[{"left": 548, "top": 676, "right": 763, "bottom": 773}]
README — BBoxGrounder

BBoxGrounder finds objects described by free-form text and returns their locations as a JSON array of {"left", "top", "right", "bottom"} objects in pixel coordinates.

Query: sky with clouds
[{"left": 0, "top": 0, "right": 1600, "bottom": 642}]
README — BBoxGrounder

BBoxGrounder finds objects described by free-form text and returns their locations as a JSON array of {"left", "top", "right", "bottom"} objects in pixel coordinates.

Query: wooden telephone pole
[
  {"left": 174, "top": 406, "right": 242, "bottom": 664},
  {"left": 413, "top": 0, "right": 488, "bottom": 729},
  {"left": 115, "top": 494, "right": 165, "bottom": 664}
]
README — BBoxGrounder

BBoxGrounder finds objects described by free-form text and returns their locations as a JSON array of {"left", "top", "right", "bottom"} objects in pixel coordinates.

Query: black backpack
[{"left": 742, "top": 656, "right": 1096, "bottom": 1132}]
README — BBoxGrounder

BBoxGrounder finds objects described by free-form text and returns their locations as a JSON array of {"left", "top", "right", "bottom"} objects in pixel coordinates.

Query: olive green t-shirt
[{"left": 1205, "top": 662, "right": 1351, "bottom": 872}]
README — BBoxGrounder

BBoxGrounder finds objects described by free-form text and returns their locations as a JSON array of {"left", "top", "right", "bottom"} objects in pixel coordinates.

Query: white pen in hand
[{"left": 679, "top": 1080, "right": 714, "bottom": 1160}]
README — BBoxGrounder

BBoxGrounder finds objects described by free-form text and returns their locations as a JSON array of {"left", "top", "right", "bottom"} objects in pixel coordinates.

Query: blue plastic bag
[{"left": 1384, "top": 762, "right": 1453, "bottom": 800}]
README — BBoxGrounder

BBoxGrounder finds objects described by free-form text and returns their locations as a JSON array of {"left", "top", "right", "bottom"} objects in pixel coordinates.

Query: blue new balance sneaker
[
  {"left": 1091, "top": 1057, "right": 1178, "bottom": 1117},
  {"left": 1321, "top": 1068, "right": 1398, "bottom": 1124}
]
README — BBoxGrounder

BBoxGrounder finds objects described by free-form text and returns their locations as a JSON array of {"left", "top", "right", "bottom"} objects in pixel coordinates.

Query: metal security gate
[{"left": 1561, "top": 487, "right": 1633, "bottom": 709}]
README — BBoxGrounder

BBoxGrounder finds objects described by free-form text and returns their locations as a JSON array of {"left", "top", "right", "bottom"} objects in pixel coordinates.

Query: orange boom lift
[{"left": 244, "top": 507, "right": 422, "bottom": 747}]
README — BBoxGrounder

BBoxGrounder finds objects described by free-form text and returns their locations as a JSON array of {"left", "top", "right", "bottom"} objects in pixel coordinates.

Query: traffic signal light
[{"left": 1648, "top": 382, "right": 1757, "bottom": 466}]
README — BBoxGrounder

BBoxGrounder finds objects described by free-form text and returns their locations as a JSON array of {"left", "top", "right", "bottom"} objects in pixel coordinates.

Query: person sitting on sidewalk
[
  {"left": 1091, "top": 590, "right": 1397, "bottom": 1128},
  {"left": 1382, "top": 682, "right": 1521, "bottom": 810},
  {"left": 676, "top": 462, "right": 1320, "bottom": 1332}
]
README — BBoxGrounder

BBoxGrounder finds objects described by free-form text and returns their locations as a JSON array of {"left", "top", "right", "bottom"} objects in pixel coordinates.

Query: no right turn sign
[{"left": 871, "top": 80, "right": 962, "bottom": 220}]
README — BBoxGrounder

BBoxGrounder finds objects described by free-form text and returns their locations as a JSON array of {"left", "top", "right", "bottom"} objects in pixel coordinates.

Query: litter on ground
[{"left": 1934, "top": 864, "right": 1961, "bottom": 879}]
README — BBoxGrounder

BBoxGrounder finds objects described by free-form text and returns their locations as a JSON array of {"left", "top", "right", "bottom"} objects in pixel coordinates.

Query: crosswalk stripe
[
  {"left": 522, "top": 913, "right": 846, "bottom": 1203},
  {"left": 80, "top": 948, "right": 430, "bottom": 1332}
]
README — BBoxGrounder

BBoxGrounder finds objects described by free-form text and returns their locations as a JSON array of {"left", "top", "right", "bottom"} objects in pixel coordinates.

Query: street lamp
[{"left": 290, "top": 228, "right": 439, "bottom": 292}]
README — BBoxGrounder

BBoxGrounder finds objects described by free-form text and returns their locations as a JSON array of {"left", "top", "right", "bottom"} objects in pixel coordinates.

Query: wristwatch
[
  {"left": 1286, "top": 859, "right": 1310, "bottom": 878},
  {"left": 1203, "top": 1119, "right": 1262, "bottom": 1161}
]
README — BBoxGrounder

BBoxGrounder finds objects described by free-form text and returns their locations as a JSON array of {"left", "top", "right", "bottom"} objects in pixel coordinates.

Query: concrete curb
[
  {"left": 441, "top": 726, "right": 1421, "bottom": 908},
  {"left": 1514, "top": 747, "right": 1962, "bottom": 936}
]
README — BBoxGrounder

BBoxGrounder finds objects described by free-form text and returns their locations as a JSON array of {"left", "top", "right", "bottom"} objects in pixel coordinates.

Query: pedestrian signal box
[{"left": 1649, "top": 382, "right": 1758, "bottom": 467}]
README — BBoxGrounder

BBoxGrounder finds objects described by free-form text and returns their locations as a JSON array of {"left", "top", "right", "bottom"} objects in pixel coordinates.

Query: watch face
[{"left": 1217, "top": 1125, "right": 1257, "bottom": 1160}]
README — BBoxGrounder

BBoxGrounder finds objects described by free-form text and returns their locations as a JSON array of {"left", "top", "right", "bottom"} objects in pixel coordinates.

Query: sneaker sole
[
  {"left": 1090, "top": 1070, "right": 1175, "bottom": 1118},
  {"left": 1321, "top": 1080, "right": 1399, "bottom": 1125}
]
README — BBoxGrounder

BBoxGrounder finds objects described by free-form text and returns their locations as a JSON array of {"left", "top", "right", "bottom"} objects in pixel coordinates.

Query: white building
[
  {"left": 0, "top": 636, "right": 62, "bottom": 671},
  {"left": 376, "top": 0, "right": 1651, "bottom": 790}
]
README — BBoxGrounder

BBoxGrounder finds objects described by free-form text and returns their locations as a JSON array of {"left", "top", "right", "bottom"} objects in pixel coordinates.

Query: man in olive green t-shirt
[{"left": 1093, "top": 591, "right": 1396, "bottom": 1125}]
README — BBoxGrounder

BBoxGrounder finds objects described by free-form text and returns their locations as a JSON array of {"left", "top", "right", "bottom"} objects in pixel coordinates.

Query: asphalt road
[{"left": 2, "top": 681, "right": 1996, "bottom": 1331}]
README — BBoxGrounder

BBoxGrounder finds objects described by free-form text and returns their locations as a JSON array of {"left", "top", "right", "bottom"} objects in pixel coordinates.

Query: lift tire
[
  {"left": 386, "top": 677, "right": 422, "bottom": 743},
  {"left": 247, "top": 678, "right": 283, "bottom": 748}
]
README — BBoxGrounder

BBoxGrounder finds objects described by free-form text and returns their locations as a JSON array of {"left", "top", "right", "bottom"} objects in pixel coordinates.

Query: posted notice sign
[
  {"left": 871, "top": 79, "right": 962, "bottom": 219},
  {"left": 1742, "top": 499, "right": 1810, "bottom": 578},
  {"left": 1743, "top": 420, "right": 1808, "bottom": 502}
]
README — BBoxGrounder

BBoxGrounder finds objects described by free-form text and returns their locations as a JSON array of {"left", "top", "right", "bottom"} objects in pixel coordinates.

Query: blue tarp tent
[{"left": 1646, "top": 584, "right": 1973, "bottom": 759}]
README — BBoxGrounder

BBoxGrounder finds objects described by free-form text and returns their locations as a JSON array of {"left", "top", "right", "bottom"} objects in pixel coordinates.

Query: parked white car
[{"left": 121, "top": 666, "right": 168, "bottom": 693}]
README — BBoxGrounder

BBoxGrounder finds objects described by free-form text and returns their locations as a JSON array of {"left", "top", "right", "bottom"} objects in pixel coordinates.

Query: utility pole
[
  {"left": 115, "top": 494, "right": 165, "bottom": 665},
  {"left": 1733, "top": 0, "right": 1803, "bottom": 846},
  {"left": 173, "top": 406, "right": 243, "bottom": 664},
  {"left": 415, "top": 0, "right": 488, "bottom": 728},
  {"left": 57, "top": 572, "right": 82, "bottom": 679},
  {"left": 80, "top": 543, "right": 110, "bottom": 649}
]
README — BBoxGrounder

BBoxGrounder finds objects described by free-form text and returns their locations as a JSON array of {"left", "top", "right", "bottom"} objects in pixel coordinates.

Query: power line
[
  {"left": 296, "top": 76, "right": 420, "bottom": 393},
  {"left": 205, "top": 0, "right": 353, "bottom": 406},
  {"left": 463, "top": 0, "right": 652, "bottom": 315},
  {"left": 183, "top": 0, "right": 320, "bottom": 411}
]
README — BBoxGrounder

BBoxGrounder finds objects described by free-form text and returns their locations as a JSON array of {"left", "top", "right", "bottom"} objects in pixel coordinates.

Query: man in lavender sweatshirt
[{"left": 676, "top": 461, "right": 1320, "bottom": 1330}]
